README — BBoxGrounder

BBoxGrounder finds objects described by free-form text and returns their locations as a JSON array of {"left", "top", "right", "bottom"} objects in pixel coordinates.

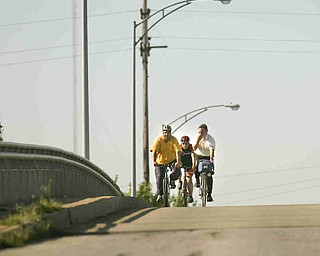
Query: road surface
[{"left": 1, "top": 204, "right": 320, "bottom": 256}]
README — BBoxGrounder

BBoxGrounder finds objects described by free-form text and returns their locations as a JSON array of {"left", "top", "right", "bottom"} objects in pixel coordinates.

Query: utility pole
[
  {"left": 141, "top": 0, "right": 150, "bottom": 183},
  {"left": 82, "top": 0, "right": 90, "bottom": 160},
  {"left": 73, "top": 0, "right": 79, "bottom": 154}
]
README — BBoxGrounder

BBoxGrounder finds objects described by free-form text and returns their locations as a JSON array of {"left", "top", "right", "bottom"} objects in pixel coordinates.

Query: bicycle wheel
[
  {"left": 183, "top": 175, "right": 188, "bottom": 207},
  {"left": 163, "top": 175, "right": 170, "bottom": 207},
  {"left": 201, "top": 174, "right": 207, "bottom": 207}
]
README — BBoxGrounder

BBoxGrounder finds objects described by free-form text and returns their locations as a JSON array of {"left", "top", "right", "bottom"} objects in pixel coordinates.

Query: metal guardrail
[{"left": 0, "top": 142, "right": 124, "bottom": 205}]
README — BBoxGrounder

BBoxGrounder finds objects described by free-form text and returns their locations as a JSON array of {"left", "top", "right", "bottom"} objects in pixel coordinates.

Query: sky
[{"left": 1, "top": 0, "right": 320, "bottom": 206}]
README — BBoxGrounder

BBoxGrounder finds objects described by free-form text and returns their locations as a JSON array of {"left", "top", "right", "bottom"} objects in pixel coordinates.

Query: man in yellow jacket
[{"left": 150, "top": 124, "right": 182, "bottom": 202}]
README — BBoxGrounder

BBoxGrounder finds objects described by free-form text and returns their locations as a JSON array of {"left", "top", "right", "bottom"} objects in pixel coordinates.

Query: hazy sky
[{"left": 1, "top": 0, "right": 320, "bottom": 206}]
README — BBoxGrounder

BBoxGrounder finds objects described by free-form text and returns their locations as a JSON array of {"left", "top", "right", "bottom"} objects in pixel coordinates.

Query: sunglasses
[{"left": 182, "top": 142, "right": 189, "bottom": 145}]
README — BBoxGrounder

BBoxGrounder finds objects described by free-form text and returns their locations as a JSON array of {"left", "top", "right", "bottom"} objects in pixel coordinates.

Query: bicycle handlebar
[{"left": 155, "top": 162, "right": 175, "bottom": 168}]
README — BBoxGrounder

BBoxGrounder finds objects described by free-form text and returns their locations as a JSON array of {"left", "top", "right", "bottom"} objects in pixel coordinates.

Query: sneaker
[
  {"left": 178, "top": 181, "right": 182, "bottom": 190},
  {"left": 156, "top": 195, "right": 163, "bottom": 202},
  {"left": 194, "top": 181, "right": 200, "bottom": 188},
  {"left": 207, "top": 194, "right": 214, "bottom": 202},
  {"left": 170, "top": 180, "right": 176, "bottom": 189},
  {"left": 188, "top": 196, "right": 194, "bottom": 203}
]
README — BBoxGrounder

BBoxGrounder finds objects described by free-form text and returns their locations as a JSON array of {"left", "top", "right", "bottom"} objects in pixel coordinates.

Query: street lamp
[
  {"left": 131, "top": 0, "right": 232, "bottom": 196},
  {"left": 168, "top": 103, "right": 240, "bottom": 134}
]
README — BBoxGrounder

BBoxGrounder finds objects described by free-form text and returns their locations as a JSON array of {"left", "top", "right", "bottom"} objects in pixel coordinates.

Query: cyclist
[
  {"left": 150, "top": 124, "right": 183, "bottom": 202},
  {"left": 178, "top": 135, "right": 196, "bottom": 203},
  {"left": 193, "top": 123, "right": 215, "bottom": 202}
]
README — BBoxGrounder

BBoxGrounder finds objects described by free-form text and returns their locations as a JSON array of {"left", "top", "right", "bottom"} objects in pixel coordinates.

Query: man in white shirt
[{"left": 193, "top": 123, "right": 215, "bottom": 202}]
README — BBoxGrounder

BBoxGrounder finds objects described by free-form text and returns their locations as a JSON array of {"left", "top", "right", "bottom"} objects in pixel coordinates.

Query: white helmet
[{"left": 162, "top": 124, "right": 172, "bottom": 131}]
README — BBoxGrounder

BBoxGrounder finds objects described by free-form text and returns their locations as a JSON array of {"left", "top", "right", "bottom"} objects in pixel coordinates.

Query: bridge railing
[{"left": 0, "top": 142, "right": 124, "bottom": 205}]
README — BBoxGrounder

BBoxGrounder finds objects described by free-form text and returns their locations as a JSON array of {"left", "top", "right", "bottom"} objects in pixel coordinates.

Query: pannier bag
[{"left": 198, "top": 159, "right": 214, "bottom": 174}]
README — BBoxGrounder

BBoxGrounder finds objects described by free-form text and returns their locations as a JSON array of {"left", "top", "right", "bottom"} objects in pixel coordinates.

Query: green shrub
[
  {"left": 170, "top": 191, "right": 185, "bottom": 207},
  {"left": 0, "top": 180, "right": 62, "bottom": 248},
  {"left": 136, "top": 182, "right": 157, "bottom": 207}
]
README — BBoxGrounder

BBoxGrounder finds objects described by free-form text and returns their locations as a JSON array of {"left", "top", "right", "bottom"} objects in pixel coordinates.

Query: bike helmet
[
  {"left": 162, "top": 124, "right": 172, "bottom": 131},
  {"left": 181, "top": 135, "right": 190, "bottom": 143}
]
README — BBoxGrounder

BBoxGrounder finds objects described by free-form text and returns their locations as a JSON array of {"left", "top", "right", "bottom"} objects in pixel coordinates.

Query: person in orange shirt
[{"left": 150, "top": 124, "right": 182, "bottom": 202}]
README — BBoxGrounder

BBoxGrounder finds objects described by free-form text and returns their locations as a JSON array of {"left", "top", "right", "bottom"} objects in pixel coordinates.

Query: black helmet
[
  {"left": 162, "top": 124, "right": 172, "bottom": 131},
  {"left": 181, "top": 135, "right": 190, "bottom": 143}
]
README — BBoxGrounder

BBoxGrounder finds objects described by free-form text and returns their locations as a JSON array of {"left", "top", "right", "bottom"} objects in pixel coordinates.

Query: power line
[
  {"left": 3, "top": 36, "right": 319, "bottom": 55},
  {"left": 216, "top": 165, "right": 320, "bottom": 179},
  {"left": 169, "top": 47, "right": 320, "bottom": 55},
  {"left": 2, "top": 45, "right": 320, "bottom": 67},
  {"left": 222, "top": 183, "right": 320, "bottom": 206},
  {"left": 168, "top": 10, "right": 320, "bottom": 17},
  {"left": 216, "top": 177, "right": 320, "bottom": 197},
  {"left": 2, "top": 9, "right": 319, "bottom": 28},
  {"left": 0, "top": 48, "right": 131, "bottom": 67},
  {"left": 1, "top": 38, "right": 131, "bottom": 55},
  {"left": 0, "top": 10, "right": 138, "bottom": 27},
  {"left": 154, "top": 36, "right": 320, "bottom": 44}
]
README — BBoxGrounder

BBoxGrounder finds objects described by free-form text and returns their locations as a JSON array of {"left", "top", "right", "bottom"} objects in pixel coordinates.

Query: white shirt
[{"left": 194, "top": 133, "right": 215, "bottom": 157}]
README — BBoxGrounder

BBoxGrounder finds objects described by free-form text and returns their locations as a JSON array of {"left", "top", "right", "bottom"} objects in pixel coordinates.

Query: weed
[{"left": 0, "top": 180, "right": 62, "bottom": 248}]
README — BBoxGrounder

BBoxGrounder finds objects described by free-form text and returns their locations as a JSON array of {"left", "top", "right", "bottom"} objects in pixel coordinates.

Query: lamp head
[
  {"left": 218, "top": 0, "right": 232, "bottom": 4},
  {"left": 224, "top": 103, "right": 240, "bottom": 111}
]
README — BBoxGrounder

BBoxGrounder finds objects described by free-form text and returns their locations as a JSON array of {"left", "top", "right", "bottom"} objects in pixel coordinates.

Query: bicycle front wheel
[{"left": 201, "top": 174, "right": 207, "bottom": 207}]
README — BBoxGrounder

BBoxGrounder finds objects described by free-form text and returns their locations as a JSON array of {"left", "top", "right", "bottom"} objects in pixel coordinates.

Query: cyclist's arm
[
  {"left": 176, "top": 150, "right": 182, "bottom": 167},
  {"left": 191, "top": 152, "right": 196, "bottom": 170},
  {"left": 151, "top": 150, "right": 158, "bottom": 166},
  {"left": 209, "top": 147, "right": 215, "bottom": 163},
  {"left": 193, "top": 133, "right": 203, "bottom": 151}
]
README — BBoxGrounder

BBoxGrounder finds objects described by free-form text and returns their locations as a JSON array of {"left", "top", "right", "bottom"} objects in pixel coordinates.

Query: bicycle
[
  {"left": 198, "top": 159, "right": 214, "bottom": 207},
  {"left": 157, "top": 162, "right": 175, "bottom": 207}
]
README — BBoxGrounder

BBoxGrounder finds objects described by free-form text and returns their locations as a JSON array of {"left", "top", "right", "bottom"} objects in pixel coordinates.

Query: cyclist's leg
[
  {"left": 194, "top": 161, "right": 200, "bottom": 187},
  {"left": 155, "top": 165, "right": 165, "bottom": 196},
  {"left": 170, "top": 166, "right": 181, "bottom": 188},
  {"left": 177, "top": 172, "right": 183, "bottom": 190},
  {"left": 186, "top": 168, "right": 194, "bottom": 198},
  {"left": 207, "top": 175, "right": 213, "bottom": 202}
]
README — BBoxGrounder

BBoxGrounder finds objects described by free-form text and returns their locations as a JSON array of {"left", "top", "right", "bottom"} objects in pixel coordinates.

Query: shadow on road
[{"left": 61, "top": 207, "right": 158, "bottom": 236}]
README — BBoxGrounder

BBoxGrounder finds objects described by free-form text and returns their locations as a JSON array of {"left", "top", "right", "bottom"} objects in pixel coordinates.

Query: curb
[{"left": 45, "top": 196, "right": 151, "bottom": 229}]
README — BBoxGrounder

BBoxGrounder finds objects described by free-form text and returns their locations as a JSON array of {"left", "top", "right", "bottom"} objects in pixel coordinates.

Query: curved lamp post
[
  {"left": 131, "top": 0, "right": 232, "bottom": 196},
  {"left": 168, "top": 103, "right": 240, "bottom": 134}
]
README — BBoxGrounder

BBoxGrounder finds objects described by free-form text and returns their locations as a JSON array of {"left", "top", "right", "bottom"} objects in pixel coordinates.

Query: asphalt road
[{"left": 1, "top": 204, "right": 320, "bottom": 256}]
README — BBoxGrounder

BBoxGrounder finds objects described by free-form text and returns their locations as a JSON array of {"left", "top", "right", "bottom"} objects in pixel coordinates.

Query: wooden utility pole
[{"left": 141, "top": 0, "right": 150, "bottom": 183}]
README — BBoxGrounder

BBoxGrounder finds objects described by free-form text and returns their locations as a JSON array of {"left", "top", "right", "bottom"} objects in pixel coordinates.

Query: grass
[{"left": 0, "top": 180, "right": 62, "bottom": 248}]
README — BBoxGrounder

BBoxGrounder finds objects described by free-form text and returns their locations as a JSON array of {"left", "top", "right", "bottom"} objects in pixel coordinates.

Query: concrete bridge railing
[{"left": 0, "top": 142, "right": 124, "bottom": 205}]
